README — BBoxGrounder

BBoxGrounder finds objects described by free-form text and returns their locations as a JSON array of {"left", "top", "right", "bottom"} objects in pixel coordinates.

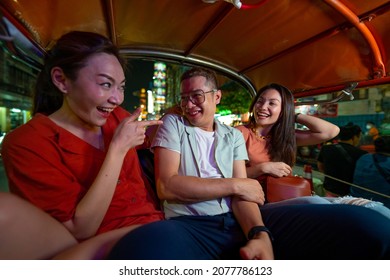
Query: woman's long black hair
[{"left": 248, "top": 83, "right": 297, "bottom": 166}]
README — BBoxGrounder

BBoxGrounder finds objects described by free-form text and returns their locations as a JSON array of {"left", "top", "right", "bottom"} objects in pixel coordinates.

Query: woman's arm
[
  {"left": 65, "top": 114, "right": 162, "bottom": 239},
  {"left": 246, "top": 161, "right": 292, "bottom": 178},
  {"left": 295, "top": 114, "right": 339, "bottom": 146}
]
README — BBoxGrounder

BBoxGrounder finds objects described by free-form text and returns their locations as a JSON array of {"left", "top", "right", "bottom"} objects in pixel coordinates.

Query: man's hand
[
  {"left": 239, "top": 232, "right": 274, "bottom": 260},
  {"left": 234, "top": 178, "right": 265, "bottom": 205}
]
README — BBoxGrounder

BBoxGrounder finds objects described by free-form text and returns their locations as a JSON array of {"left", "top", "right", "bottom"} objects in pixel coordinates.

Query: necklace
[{"left": 250, "top": 126, "right": 270, "bottom": 141}]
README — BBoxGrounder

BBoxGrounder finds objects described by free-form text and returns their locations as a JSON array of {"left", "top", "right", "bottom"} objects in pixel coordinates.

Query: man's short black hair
[{"left": 338, "top": 124, "right": 362, "bottom": 140}]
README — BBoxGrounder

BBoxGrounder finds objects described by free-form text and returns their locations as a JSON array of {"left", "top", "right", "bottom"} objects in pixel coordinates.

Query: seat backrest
[{"left": 137, "top": 148, "right": 157, "bottom": 193}]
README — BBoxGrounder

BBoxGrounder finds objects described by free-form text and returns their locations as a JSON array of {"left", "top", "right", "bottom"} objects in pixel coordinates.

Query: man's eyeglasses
[{"left": 178, "top": 89, "right": 217, "bottom": 106}]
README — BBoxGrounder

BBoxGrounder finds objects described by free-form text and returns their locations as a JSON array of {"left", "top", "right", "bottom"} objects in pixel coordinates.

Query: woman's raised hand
[{"left": 111, "top": 108, "right": 163, "bottom": 154}]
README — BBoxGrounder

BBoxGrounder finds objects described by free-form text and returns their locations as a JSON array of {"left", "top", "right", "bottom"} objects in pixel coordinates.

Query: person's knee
[
  {"left": 0, "top": 193, "right": 21, "bottom": 225},
  {"left": 328, "top": 205, "right": 390, "bottom": 258},
  {"left": 108, "top": 221, "right": 181, "bottom": 259},
  {"left": 108, "top": 220, "right": 208, "bottom": 260},
  {"left": 262, "top": 204, "right": 390, "bottom": 259}
]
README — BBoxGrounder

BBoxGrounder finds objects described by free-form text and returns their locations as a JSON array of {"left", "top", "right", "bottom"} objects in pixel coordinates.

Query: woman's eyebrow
[{"left": 97, "top": 73, "right": 125, "bottom": 84}]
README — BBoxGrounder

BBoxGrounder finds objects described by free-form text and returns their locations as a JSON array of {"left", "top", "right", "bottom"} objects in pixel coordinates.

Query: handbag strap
[{"left": 372, "top": 154, "right": 390, "bottom": 183}]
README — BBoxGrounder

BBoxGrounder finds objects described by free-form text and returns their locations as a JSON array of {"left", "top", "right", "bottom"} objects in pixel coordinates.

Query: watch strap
[{"left": 247, "top": 226, "right": 274, "bottom": 242}]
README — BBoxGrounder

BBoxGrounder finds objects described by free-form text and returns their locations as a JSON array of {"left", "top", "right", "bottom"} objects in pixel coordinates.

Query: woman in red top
[{"left": 1, "top": 31, "right": 163, "bottom": 259}]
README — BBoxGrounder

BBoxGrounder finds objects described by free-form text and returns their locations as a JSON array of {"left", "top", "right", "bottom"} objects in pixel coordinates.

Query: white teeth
[
  {"left": 257, "top": 112, "right": 268, "bottom": 117},
  {"left": 187, "top": 110, "right": 199, "bottom": 116},
  {"left": 98, "top": 107, "right": 114, "bottom": 113}
]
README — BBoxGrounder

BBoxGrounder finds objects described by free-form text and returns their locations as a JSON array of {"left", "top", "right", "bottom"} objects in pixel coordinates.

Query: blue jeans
[
  {"left": 108, "top": 212, "right": 246, "bottom": 260},
  {"left": 263, "top": 195, "right": 390, "bottom": 219}
]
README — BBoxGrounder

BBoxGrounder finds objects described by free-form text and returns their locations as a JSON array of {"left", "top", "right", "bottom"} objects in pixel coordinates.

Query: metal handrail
[
  {"left": 295, "top": 82, "right": 357, "bottom": 106},
  {"left": 312, "top": 170, "right": 390, "bottom": 199}
]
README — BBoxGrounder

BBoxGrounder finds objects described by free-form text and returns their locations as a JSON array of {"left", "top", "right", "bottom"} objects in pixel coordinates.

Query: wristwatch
[{"left": 247, "top": 226, "right": 274, "bottom": 242}]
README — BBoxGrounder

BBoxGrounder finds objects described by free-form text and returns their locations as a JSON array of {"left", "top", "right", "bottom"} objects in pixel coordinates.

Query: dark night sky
[{"left": 121, "top": 59, "right": 154, "bottom": 112}]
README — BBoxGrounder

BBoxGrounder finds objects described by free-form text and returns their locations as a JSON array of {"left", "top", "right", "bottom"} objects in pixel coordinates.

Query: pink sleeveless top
[{"left": 235, "top": 125, "right": 271, "bottom": 166}]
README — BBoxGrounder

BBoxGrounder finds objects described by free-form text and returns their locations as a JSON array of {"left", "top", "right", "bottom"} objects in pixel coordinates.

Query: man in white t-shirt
[{"left": 151, "top": 67, "right": 272, "bottom": 260}]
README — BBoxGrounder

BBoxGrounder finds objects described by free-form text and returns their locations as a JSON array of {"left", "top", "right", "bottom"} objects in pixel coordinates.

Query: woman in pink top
[
  {"left": 235, "top": 84, "right": 390, "bottom": 219},
  {"left": 235, "top": 83, "right": 339, "bottom": 180}
]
